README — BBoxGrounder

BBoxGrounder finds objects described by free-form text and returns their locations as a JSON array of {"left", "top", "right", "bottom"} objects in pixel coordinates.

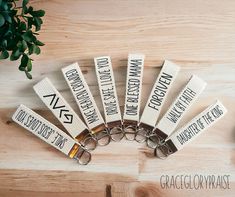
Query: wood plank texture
[{"left": 0, "top": 0, "right": 235, "bottom": 196}]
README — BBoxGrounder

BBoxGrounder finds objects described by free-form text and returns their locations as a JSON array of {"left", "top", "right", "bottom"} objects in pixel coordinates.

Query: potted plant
[{"left": 0, "top": 0, "right": 45, "bottom": 79}]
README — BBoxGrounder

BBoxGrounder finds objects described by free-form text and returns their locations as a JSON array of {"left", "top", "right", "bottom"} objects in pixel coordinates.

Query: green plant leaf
[
  {"left": 23, "top": 0, "right": 29, "bottom": 7},
  {"left": 28, "top": 6, "right": 33, "bottom": 13},
  {"left": 19, "top": 54, "right": 28, "bottom": 70},
  {"left": 22, "top": 6, "right": 28, "bottom": 14},
  {"left": 10, "top": 49, "right": 21, "bottom": 61},
  {"left": 22, "top": 31, "right": 36, "bottom": 42},
  {"left": 0, "top": 50, "right": 9, "bottom": 59},
  {"left": 17, "top": 41, "right": 22, "bottom": 48},
  {"left": 26, "top": 58, "right": 32, "bottom": 71},
  {"left": 2, "top": 13, "right": 12, "bottom": 23},
  {"left": 33, "top": 44, "right": 41, "bottom": 54},
  {"left": 34, "top": 17, "right": 42, "bottom": 31},
  {"left": 2, "top": 39, "right": 7, "bottom": 48},
  {"left": 18, "top": 66, "right": 25, "bottom": 71},
  {"left": 7, "top": 38, "right": 19, "bottom": 50},
  {"left": 19, "top": 21, "right": 27, "bottom": 31},
  {"left": 0, "top": 14, "right": 5, "bottom": 27},
  {"left": 28, "top": 44, "right": 33, "bottom": 55},
  {"left": 34, "top": 40, "right": 45, "bottom": 46},
  {"left": 22, "top": 40, "right": 27, "bottom": 51},
  {"left": 11, "top": 9, "right": 17, "bottom": 16},
  {"left": 17, "top": 40, "right": 28, "bottom": 52},
  {"left": 3, "top": 29, "right": 12, "bottom": 37},
  {"left": 31, "top": 10, "right": 45, "bottom": 17},
  {"left": 0, "top": 0, "right": 45, "bottom": 79},
  {"left": 22, "top": 0, "right": 29, "bottom": 14},
  {"left": 28, "top": 17, "right": 33, "bottom": 29},
  {"left": 25, "top": 70, "right": 32, "bottom": 79},
  {"left": 1, "top": 1, "right": 8, "bottom": 11}
]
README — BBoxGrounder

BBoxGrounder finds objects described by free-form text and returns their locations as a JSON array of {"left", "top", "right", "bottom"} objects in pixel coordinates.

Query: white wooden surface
[{"left": 0, "top": 0, "right": 235, "bottom": 196}]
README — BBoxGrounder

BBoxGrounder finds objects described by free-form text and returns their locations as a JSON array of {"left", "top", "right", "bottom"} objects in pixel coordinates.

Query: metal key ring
[
  {"left": 135, "top": 127, "right": 149, "bottom": 143},
  {"left": 82, "top": 134, "right": 98, "bottom": 151},
  {"left": 147, "top": 133, "right": 165, "bottom": 149},
  {"left": 109, "top": 126, "right": 125, "bottom": 142},
  {"left": 95, "top": 128, "right": 111, "bottom": 146},
  {"left": 124, "top": 125, "right": 137, "bottom": 141},
  {"left": 154, "top": 143, "right": 173, "bottom": 160},
  {"left": 74, "top": 148, "right": 92, "bottom": 165}
]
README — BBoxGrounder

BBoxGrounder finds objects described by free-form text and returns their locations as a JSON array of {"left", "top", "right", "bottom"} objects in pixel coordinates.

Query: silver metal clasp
[
  {"left": 92, "top": 124, "right": 111, "bottom": 146},
  {"left": 147, "top": 133, "right": 165, "bottom": 149},
  {"left": 73, "top": 147, "right": 92, "bottom": 165},
  {"left": 154, "top": 143, "right": 173, "bottom": 159},
  {"left": 136, "top": 123, "right": 154, "bottom": 143},
  {"left": 108, "top": 120, "right": 124, "bottom": 142},
  {"left": 76, "top": 129, "right": 97, "bottom": 151},
  {"left": 146, "top": 128, "right": 168, "bottom": 149},
  {"left": 123, "top": 120, "right": 138, "bottom": 141}
]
